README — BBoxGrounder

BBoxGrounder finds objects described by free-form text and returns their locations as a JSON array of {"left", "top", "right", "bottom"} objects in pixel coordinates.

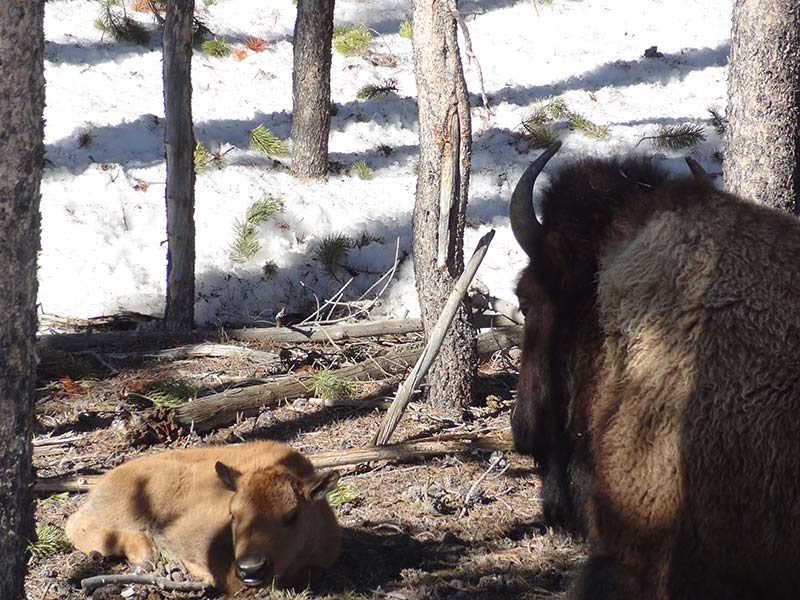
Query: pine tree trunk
[
  {"left": 163, "top": 0, "right": 196, "bottom": 330},
  {"left": 411, "top": 0, "right": 477, "bottom": 413},
  {"left": 290, "top": 0, "right": 335, "bottom": 179},
  {"left": 0, "top": 1, "right": 45, "bottom": 597},
  {"left": 724, "top": 0, "right": 800, "bottom": 214}
]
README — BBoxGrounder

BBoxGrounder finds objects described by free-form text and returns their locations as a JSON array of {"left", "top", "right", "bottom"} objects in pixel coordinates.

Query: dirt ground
[{"left": 26, "top": 326, "right": 585, "bottom": 600}]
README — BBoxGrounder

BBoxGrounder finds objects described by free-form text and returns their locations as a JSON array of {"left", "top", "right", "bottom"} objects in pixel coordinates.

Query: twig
[
  {"left": 472, "top": 292, "right": 524, "bottom": 325},
  {"left": 373, "top": 229, "right": 496, "bottom": 445},
  {"left": 459, "top": 452, "right": 505, "bottom": 517},
  {"left": 301, "top": 278, "right": 354, "bottom": 324},
  {"left": 449, "top": 0, "right": 490, "bottom": 113},
  {"left": 81, "top": 574, "right": 209, "bottom": 594},
  {"left": 147, "top": 0, "right": 165, "bottom": 26}
]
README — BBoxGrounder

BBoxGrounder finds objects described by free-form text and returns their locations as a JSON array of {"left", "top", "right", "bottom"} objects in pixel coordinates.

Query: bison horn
[
  {"left": 685, "top": 157, "right": 715, "bottom": 190},
  {"left": 509, "top": 141, "right": 562, "bottom": 257}
]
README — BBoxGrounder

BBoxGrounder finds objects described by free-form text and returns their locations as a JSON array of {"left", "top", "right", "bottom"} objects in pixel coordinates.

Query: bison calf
[
  {"left": 510, "top": 142, "right": 800, "bottom": 599},
  {"left": 66, "top": 441, "right": 341, "bottom": 593}
]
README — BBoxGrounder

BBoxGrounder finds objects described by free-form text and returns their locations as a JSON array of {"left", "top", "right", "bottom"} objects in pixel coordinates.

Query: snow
[{"left": 40, "top": 0, "right": 732, "bottom": 327}]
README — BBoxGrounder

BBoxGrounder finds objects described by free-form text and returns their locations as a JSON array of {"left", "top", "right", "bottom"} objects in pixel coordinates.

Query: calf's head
[{"left": 215, "top": 462, "right": 339, "bottom": 587}]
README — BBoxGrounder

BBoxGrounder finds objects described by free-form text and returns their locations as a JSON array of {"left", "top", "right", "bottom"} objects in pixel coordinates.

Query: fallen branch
[
  {"left": 81, "top": 574, "right": 208, "bottom": 594},
  {"left": 373, "top": 230, "right": 495, "bottom": 445},
  {"left": 34, "top": 431, "right": 513, "bottom": 494},
  {"left": 173, "top": 323, "right": 520, "bottom": 433},
  {"left": 110, "top": 343, "right": 280, "bottom": 363}
]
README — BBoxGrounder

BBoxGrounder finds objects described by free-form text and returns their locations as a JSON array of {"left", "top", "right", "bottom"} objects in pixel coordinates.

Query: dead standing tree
[
  {"left": 291, "top": 0, "right": 335, "bottom": 178},
  {"left": 0, "top": 0, "right": 45, "bottom": 596},
  {"left": 725, "top": 0, "right": 800, "bottom": 214},
  {"left": 163, "top": 0, "right": 197, "bottom": 330},
  {"left": 411, "top": 0, "right": 477, "bottom": 414}
]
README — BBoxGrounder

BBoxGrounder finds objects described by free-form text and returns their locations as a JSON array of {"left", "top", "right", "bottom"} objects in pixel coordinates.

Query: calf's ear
[
  {"left": 215, "top": 461, "right": 242, "bottom": 491},
  {"left": 304, "top": 470, "right": 340, "bottom": 501}
]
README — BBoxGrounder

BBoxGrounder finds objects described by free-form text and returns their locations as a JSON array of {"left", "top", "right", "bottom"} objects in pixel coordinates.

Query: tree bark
[
  {"left": 290, "top": 0, "right": 335, "bottom": 178},
  {"left": 0, "top": 1, "right": 45, "bottom": 596},
  {"left": 411, "top": 0, "right": 477, "bottom": 413},
  {"left": 163, "top": 0, "right": 196, "bottom": 330},
  {"left": 724, "top": 0, "right": 800, "bottom": 213}
]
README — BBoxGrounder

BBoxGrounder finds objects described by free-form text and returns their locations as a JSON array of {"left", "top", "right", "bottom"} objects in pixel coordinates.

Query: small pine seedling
[
  {"left": 398, "top": 20, "right": 412, "bottom": 39},
  {"left": 95, "top": 0, "right": 150, "bottom": 45},
  {"left": 332, "top": 24, "right": 371, "bottom": 56},
  {"left": 27, "top": 525, "right": 72, "bottom": 559},
  {"left": 247, "top": 195, "right": 285, "bottom": 225},
  {"left": 352, "top": 160, "right": 373, "bottom": 180},
  {"left": 314, "top": 233, "right": 352, "bottom": 277},
  {"left": 230, "top": 220, "right": 260, "bottom": 263},
  {"left": 569, "top": 112, "right": 609, "bottom": 140},
  {"left": 326, "top": 482, "right": 358, "bottom": 508},
  {"left": 194, "top": 141, "right": 211, "bottom": 173},
  {"left": 708, "top": 107, "right": 727, "bottom": 136},
  {"left": 639, "top": 123, "right": 706, "bottom": 150},
  {"left": 143, "top": 379, "right": 198, "bottom": 408},
  {"left": 244, "top": 36, "right": 267, "bottom": 52},
  {"left": 249, "top": 124, "right": 288, "bottom": 157},
  {"left": 311, "top": 367, "right": 357, "bottom": 401},
  {"left": 523, "top": 122, "right": 557, "bottom": 149},
  {"left": 77, "top": 131, "right": 93, "bottom": 148},
  {"left": 356, "top": 78, "right": 398, "bottom": 101},
  {"left": 262, "top": 259, "right": 279, "bottom": 278},
  {"left": 202, "top": 37, "right": 231, "bottom": 57}
]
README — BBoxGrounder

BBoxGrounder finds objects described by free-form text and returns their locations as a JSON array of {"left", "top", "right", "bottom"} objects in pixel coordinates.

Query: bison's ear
[
  {"left": 215, "top": 461, "right": 242, "bottom": 491},
  {"left": 304, "top": 470, "right": 340, "bottom": 502}
]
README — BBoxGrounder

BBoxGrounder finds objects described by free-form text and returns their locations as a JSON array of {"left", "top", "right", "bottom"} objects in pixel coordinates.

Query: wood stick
[
  {"left": 373, "top": 230, "right": 496, "bottom": 445},
  {"left": 37, "top": 318, "right": 424, "bottom": 353},
  {"left": 81, "top": 574, "right": 208, "bottom": 593},
  {"left": 34, "top": 431, "right": 513, "bottom": 494}
]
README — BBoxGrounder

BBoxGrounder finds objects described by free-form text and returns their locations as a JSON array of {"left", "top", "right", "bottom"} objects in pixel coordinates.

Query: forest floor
[{"left": 26, "top": 321, "right": 584, "bottom": 600}]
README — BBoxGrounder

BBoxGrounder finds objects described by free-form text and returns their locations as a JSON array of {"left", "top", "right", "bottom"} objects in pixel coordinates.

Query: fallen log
[
  {"left": 33, "top": 430, "right": 513, "bottom": 494},
  {"left": 172, "top": 326, "right": 522, "bottom": 433}
]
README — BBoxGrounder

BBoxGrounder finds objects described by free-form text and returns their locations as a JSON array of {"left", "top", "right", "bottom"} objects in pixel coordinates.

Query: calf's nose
[{"left": 235, "top": 554, "right": 272, "bottom": 586}]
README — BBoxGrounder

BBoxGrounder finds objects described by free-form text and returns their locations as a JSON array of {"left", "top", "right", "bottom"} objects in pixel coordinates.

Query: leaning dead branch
[
  {"left": 81, "top": 574, "right": 208, "bottom": 594},
  {"left": 448, "top": 0, "right": 490, "bottom": 113},
  {"left": 374, "top": 230, "right": 496, "bottom": 445},
  {"left": 34, "top": 431, "right": 513, "bottom": 494}
]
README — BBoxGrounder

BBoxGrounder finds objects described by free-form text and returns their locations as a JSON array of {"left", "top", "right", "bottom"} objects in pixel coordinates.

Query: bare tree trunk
[
  {"left": 290, "top": 0, "right": 335, "bottom": 178},
  {"left": 725, "top": 0, "right": 800, "bottom": 214},
  {"left": 0, "top": 1, "right": 45, "bottom": 596},
  {"left": 411, "top": 1, "right": 477, "bottom": 414},
  {"left": 163, "top": 0, "right": 196, "bottom": 330}
]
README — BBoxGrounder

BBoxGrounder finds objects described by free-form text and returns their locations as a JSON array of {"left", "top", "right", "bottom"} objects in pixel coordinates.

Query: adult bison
[{"left": 509, "top": 142, "right": 800, "bottom": 599}]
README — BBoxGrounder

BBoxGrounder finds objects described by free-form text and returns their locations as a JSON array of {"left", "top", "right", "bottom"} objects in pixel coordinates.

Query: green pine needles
[
  {"left": 230, "top": 196, "right": 284, "bottom": 264},
  {"left": 28, "top": 525, "right": 72, "bottom": 559},
  {"left": 352, "top": 160, "right": 373, "bottom": 180},
  {"left": 94, "top": 0, "right": 150, "bottom": 45},
  {"left": 399, "top": 21, "right": 412, "bottom": 39},
  {"left": 521, "top": 96, "right": 608, "bottom": 147},
  {"left": 310, "top": 367, "right": 357, "bottom": 401},
  {"left": 638, "top": 123, "right": 706, "bottom": 150},
  {"left": 326, "top": 482, "right": 358, "bottom": 507},
  {"left": 356, "top": 78, "right": 398, "bottom": 101},
  {"left": 568, "top": 112, "right": 609, "bottom": 140},
  {"left": 249, "top": 125, "right": 289, "bottom": 158},
  {"left": 143, "top": 379, "right": 198, "bottom": 408},
  {"left": 202, "top": 38, "right": 231, "bottom": 57},
  {"left": 333, "top": 25, "right": 371, "bottom": 56},
  {"left": 314, "top": 233, "right": 352, "bottom": 277}
]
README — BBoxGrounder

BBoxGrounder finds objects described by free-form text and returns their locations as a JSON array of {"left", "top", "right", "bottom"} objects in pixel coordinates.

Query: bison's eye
[{"left": 283, "top": 508, "right": 298, "bottom": 526}]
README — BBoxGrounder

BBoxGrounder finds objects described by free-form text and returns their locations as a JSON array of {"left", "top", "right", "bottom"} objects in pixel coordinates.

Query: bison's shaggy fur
[
  {"left": 510, "top": 148, "right": 800, "bottom": 599},
  {"left": 65, "top": 441, "right": 341, "bottom": 593}
]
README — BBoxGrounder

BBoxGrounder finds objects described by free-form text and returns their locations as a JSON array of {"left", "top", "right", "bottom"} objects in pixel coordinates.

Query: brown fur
[
  {"left": 65, "top": 441, "right": 341, "bottom": 593},
  {"left": 511, "top": 157, "right": 800, "bottom": 599}
]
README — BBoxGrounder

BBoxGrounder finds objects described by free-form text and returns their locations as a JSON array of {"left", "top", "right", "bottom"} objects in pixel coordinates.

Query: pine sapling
[
  {"left": 356, "top": 78, "right": 398, "bottom": 101},
  {"left": 352, "top": 160, "right": 373, "bottom": 180},
  {"left": 708, "top": 107, "right": 727, "bottom": 136},
  {"left": 399, "top": 20, "right": 412, "bottom": 39},
  {"left": 569, "top": 112, "right": 609, "bottom": 140},
  {"left": 27, "top": 525, "right": 72, "bottom": 559},
  {"left": 638, "top": 123, "right": 706, "bottom": 150},
  {"left": 202, "top": 37, "right": 231, "bottom": 57},
  {"left": 332, "top": 24, "right": 371, "bottom": 56},
  {"left": 249, "top": 124, "right": 288, "bottom": 157},
  {"left": 244, "top": 36, "right": 267, "bottom": 52},
  {"left": 314, "top": 234, "right": 352, "bottom": 277},
  {"left": 95, "top": 0, "right": 150, "bottom": 44}
]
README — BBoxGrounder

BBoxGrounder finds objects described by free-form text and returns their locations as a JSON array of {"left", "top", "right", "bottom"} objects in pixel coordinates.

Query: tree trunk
[
  {"left": 0, "top": 1, "right": 45, "bottom": 596},
  {"left": 290, "top": 0, "right": 335, "bottom": 179},
  {"left": 724, "top": 0, "right": 800, "bottom": 214},
  {"left": 163, "top": 0, "right": 196, "bottom": 330},
  {"left": 411, "top": 1, "right": 477, "bottom": 413}
]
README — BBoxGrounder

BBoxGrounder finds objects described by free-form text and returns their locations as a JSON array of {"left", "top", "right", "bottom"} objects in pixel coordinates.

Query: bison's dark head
[{"left": 509, "top": 142, "right": 673, "bottom": 528}]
